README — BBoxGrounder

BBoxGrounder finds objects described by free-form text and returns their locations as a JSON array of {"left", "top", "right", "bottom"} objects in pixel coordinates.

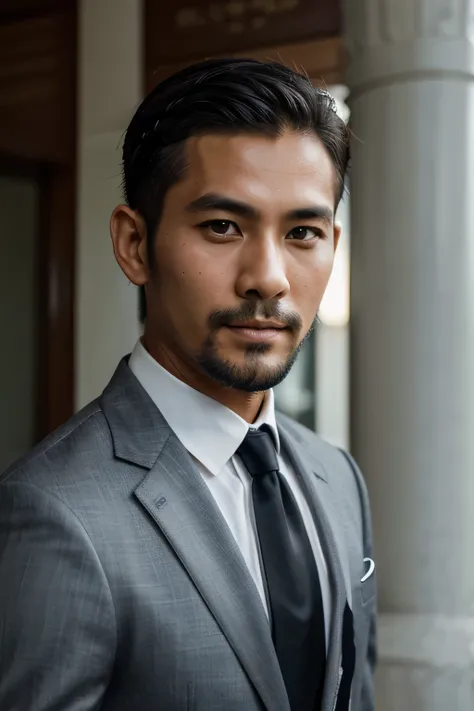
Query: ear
[
  {"left": 110, "top": 205, "right": 149, "bottom": 286},
  {"left": 333, "top": 222, "right": 342, "bottom": 252}
]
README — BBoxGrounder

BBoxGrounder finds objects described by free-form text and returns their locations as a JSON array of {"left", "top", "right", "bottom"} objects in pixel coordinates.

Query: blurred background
[{"left": 1, "top": 1, "right": 474, "bottom": 709}]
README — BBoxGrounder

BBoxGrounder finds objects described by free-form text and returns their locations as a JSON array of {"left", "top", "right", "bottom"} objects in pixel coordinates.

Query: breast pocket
[{"left": 360, "top": 559, "right": 376, "bottom": 606}]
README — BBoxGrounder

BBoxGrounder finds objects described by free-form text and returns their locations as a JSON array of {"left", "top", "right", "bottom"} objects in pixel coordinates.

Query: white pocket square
[{"left": 361, "top": 557, "right": 375, "bottom": 583}]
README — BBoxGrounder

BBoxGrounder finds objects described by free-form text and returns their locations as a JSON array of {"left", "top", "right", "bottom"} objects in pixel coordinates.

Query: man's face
[{"left": 145, "top": 130, "right": 340, "bottom": 392}]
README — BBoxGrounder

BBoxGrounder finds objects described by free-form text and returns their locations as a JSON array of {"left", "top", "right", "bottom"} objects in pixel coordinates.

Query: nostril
[{"left": 244, "top": 289, "right": 262, "bottom": 299}]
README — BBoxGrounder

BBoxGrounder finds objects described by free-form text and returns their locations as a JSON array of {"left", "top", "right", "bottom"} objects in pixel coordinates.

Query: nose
[{"left": 235, "top": 235, "right": 290, "bottom": 302}]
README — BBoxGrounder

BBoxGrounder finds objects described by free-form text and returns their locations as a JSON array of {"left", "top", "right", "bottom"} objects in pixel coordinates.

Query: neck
[{"left": 143, "top": 336, "right": 266, "bottom": 424}]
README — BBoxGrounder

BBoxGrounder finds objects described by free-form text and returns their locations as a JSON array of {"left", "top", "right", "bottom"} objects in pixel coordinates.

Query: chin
[{"left": 197, "top": 348, "right": 297, "bottom": 393}]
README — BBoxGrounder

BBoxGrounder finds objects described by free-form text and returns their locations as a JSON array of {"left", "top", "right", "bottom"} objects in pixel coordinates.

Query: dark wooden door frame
[
  {"left": 0, "top": 0, "right": 77, "bottom": 439},
  {"left": 0, "top": 158, "right": 75, "bottom": 442},
  {"left": 36, "top": 163, "right": 75, "bottom": 438}
]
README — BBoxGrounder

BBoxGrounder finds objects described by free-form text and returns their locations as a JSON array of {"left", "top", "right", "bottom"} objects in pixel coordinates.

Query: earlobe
[{"left": 110, "top": 205, "right": 149, "bottom": 286}]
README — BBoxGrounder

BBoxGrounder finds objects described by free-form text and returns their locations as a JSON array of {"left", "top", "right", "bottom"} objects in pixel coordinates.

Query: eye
[
  {"left": 286, "top": 226, "right": 322, "bottom": 242},
  {"left": 199, "top": 220, "right": 241, "bottom": 237}
]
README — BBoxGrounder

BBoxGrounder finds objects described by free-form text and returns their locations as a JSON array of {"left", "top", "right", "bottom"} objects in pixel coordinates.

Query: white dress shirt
[{"left": 129, "top": 340, "right": 331, "bottom": 644}]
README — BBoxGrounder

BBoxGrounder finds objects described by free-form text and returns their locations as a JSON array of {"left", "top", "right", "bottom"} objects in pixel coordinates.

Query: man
[{"left": 0, "top": 59, "right": 376, "bottom": 711}]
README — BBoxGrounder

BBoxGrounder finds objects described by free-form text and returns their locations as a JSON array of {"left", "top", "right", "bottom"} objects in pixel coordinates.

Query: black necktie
[{"left": 237, "top": 426, "right": 326, "bottom": 711}]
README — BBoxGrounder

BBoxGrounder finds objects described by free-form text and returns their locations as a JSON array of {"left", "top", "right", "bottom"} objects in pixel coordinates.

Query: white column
[
  {"left": 343, "top": 1, "right": 474, "bottom": 709},
  {"left": 76, "top": 0, "right": 142, "bottom": 409}
]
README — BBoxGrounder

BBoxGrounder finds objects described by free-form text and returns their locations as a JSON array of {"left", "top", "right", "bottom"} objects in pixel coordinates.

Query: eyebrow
[{"left": 185, "top": 192, "right": 333, "bottom": 225}]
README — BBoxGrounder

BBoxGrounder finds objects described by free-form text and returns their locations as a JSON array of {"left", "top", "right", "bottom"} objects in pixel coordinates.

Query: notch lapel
[
  {"left": 135, "top": 434, "right": 289, "bottom": 711},
  {"left": 100, "top": 360, "right": 289, "bottom": 711},
  {"left": 276, "top": 420, "right": 351, "bottom": 711}
]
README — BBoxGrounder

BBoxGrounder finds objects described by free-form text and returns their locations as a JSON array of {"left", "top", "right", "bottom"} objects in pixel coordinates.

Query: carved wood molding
[
  {"left": 145, "top": 0, "right": 344, "bottom": 90},
  {"left": 146, "top": 0, "right": 341, "bottom": 65}
]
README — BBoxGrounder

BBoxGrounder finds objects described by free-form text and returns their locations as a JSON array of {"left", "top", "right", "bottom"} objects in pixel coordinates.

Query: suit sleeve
[
  {"left": 0, "top": 480, "right": 117, "bottom": 711},
  {"left": 340, "top": 451, "right": 377, "bottom": 711}
]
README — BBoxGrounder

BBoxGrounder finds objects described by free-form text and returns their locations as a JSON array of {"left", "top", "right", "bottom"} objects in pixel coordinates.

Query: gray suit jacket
[{"left": 0, "top": 359, "right": 376, "bottom": 711}]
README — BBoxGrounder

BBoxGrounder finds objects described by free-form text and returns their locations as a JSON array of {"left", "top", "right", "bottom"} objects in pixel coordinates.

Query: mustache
[{"left": 208, "top": 302, "right": 303, "bottom": 333}]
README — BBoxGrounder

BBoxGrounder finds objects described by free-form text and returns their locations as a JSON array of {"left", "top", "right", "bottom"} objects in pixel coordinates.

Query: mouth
[{"left": 224, "top": 320, "right": 288, "bottom": 343}]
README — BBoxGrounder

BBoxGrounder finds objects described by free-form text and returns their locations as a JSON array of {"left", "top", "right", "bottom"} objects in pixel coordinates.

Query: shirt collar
[{"left": 128, "top": 340, "right": 280, "bottom": 476}]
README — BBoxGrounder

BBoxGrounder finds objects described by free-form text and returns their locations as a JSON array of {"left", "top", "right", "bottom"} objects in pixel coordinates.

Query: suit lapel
[
  {"left": 135, "top": 434, "right": 289, "bottom": 711},
  {"left": 100, "top": 361, "right": 289, "bottom": 711},
  {"left": 277, "top": 420, "right": 351, "bottom": 711}
]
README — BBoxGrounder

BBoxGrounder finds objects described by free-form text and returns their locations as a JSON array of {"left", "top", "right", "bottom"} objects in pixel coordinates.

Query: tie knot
[{"left": 236, "top": 426, "right": 279, "bottom": 478}]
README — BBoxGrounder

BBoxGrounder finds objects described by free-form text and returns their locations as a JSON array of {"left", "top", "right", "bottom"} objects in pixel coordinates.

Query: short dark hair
[{"left": 121, "top": 58, "right": 350, "bottom": 322}]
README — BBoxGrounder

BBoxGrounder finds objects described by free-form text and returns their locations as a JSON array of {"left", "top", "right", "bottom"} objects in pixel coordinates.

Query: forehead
[{"left": 175, "top": 131, "right": 338, "bottom": 211}]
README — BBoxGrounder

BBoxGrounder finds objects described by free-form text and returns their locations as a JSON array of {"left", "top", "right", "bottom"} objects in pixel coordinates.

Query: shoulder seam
[
  {"left": 337, "top": 448, "right": 371, "bottom": 550},
  {"left": 0, "top": 406, "right": 102, "bottom": 484}
]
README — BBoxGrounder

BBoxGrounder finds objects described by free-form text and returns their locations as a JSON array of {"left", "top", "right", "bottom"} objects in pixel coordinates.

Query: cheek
[
  {"left": 154, "top": 238, "right": 229, "bottom": 322},
  {"left": 290, "top": 250, "right": 335, "bottom": 306}
]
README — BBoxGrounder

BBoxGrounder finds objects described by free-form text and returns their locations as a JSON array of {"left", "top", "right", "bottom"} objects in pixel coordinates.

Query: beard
[
  {"left": 195, "top": 333, "right": 311, "bottom": 392},
  {"left": 195, "top": 302, "right": 312, "bottom": 392}
]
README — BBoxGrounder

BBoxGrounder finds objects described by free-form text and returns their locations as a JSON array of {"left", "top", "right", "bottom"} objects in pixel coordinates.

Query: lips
[
  {"left": 227, "top": 320, "right": 287, "bottom": 330},
  {"left": 223, "top": 322, "right": 287, "bottom": 343}
]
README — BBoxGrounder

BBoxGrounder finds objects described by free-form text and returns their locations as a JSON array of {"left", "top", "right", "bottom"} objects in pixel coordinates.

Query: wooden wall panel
[
  {"left": 0, "top": 11, "right": 74, "bottom": 163},
  {"left": 147, "top": 36, "right": 346, "bottom": 92},
  {"left": 0, "top": 0, "right": 69, "bottom": 14}
]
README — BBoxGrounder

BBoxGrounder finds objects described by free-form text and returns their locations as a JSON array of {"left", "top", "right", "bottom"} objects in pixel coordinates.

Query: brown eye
[
  {"left": 286, "top": 226, "right": 320, "bottom": 241},
  {"left": 199, "top": 220, "right": 241, "bottom": 237}
]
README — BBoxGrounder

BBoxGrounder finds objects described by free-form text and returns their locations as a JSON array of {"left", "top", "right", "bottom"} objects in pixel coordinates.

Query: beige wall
[{"left": 76, "top": 0, "right": 143, "bottom": 409}]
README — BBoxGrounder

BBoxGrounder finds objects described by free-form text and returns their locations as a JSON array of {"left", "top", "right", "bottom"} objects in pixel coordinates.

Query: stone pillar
[
  {"left": 342, "top": 1, "right": 474, "bottom": 709},
  {"left": 76, "top": 0, "right": 142, "bottom": 409}
]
